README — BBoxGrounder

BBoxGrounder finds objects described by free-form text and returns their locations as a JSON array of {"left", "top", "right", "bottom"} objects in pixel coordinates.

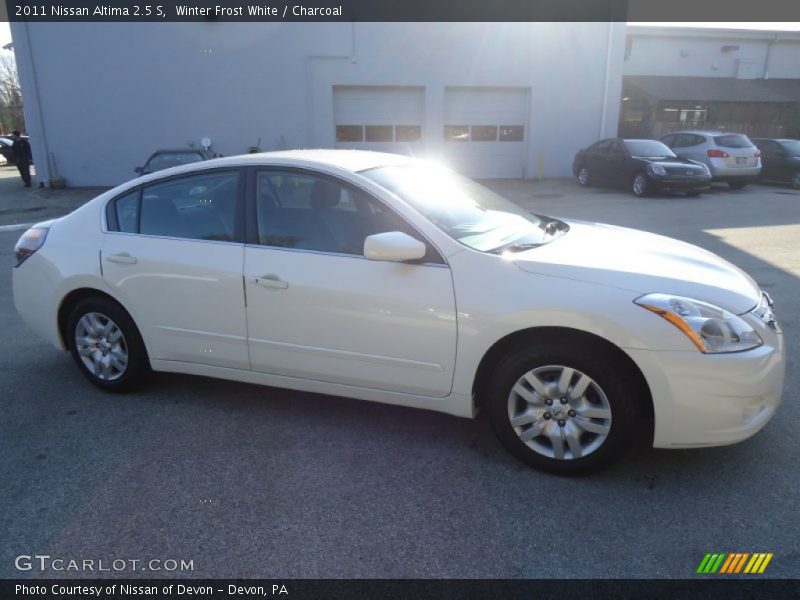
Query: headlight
[
  {"left": 647, "top": 164, "right": 667, "bottom": 176},
  {"left": 753, "top": 292, "right": 781, "bottom": 333},
  {"left": 635, "top": 293, "right": 762, "bottom": 353}
]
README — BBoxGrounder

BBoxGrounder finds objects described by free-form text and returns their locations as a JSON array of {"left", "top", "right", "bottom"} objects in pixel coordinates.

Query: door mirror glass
[{"left": 364, "top": 231, "right": 426, "bottom": 262}]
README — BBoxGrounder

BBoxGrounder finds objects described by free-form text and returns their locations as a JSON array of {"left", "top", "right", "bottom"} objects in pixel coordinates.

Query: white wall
[
  {"left": 625, "top": 28, "right": 800, "bottom": 79},
  {"left": 12, "top": 22, "right": 625, "bottom": 185}
]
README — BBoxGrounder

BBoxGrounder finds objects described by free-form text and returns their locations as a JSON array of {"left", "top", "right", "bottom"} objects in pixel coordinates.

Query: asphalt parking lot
[{"left": 1, "top": 164, "right": 798, "bottom": 579}]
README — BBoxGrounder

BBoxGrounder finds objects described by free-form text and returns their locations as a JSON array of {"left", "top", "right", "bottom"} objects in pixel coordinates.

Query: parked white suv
[{"left": 659, "top": 131, "right": 761, "bottom": 189}]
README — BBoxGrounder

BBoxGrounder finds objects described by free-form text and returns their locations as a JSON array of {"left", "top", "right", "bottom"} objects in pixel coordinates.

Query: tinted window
[
  {"left": 395, "top": 125, "right": 421, "bottom": 142},
  {"left": 714, "top": 135, "right": 754, "bottom": 148},
  {"left": 115, "top": 191, "right": 139, "bottom": 233},
  {"left": 444, "top": 125, "right": 470, "bottom": 142},
  {"left": 364, "top": 125, "right": 393, "bottom": 142},
  {"left": 623, "top": 140, "right": 676, "bottom": 158},
  {"left": 660, "top": 134, "right": 676, "bottom": 147},
  {"left": 255, "top": 171, "right": 441, "bottom": 261},
  {"left": 336, "top": 125, "right": 364, "bottom": 142},
  {"left": 139, "top": 171, "right": 239, "bottom": 241},
  {"left": 780, "top": 140, "right": 800, "bottom": 155},
  {"left": 589, "top": 140, "right": 614, "bottom": 152},
  {"left": 471, "top": 126, "right": 498, "bottom": 142},
  {"left": 145, "top": 152, "right": 204, "bottom": 173},
  {"left": 499, "top": 125, "right": 524, "bottom": 142}
]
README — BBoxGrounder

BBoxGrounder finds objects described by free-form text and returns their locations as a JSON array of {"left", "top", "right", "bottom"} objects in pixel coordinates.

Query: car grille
[{"left": 665, "top": 166, "right": 704, "bottom": 176}]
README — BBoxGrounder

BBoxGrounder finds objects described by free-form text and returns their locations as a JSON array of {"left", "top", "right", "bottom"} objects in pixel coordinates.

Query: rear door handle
[
  {"left": 253, "top": 274, "right": 288, "bottom": 289},
  {"left": 105, "top": 253, "right": 137, "bottom": 265}
]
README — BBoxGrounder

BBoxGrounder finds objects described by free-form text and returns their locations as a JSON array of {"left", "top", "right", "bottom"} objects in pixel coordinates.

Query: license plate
[{"left": 736, "top": 157, "right": 748, "bottom": 165}]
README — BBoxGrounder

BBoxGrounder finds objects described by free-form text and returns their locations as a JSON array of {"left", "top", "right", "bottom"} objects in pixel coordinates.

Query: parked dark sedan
[
  {"left": 0, "top": 135, "right": 32, "bottom": 165},
  {"left": 135, "top": 148, "right": 218, "bottom": 176},
  {"left": 752, "top": 138, "right": 800, "bottom": 189},
  {"left": 573, "top": 138, "right": 711, "bottom": 197}
]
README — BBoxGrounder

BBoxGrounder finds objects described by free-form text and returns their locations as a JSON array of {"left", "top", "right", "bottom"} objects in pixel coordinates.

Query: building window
[
  {"left": 336, "top": 125, "right": 364, "bottom": 142},
  {"left": 365, "top": 125, "right": 394, "bottom": 142},
  {"left": 444, "top": 125, "right": 470, "bottom": 142},
  {"left": 395, "top": 125, "right": 422, "bottom": 142},
  {"left": 499, "top": 125, "right": 524, "bottom": 142},
  {"left": 470, "top": 125, "right": 498, "bottom": 142}
]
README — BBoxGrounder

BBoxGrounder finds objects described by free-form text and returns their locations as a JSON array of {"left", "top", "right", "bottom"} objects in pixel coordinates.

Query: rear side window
[
  {"left": 714, "top": 135, "right": 753, "bottom": 148},
  {"left": 106, "top": 171, "right": 241, "bottom": 242},
  {"left": 114, "top": 191, "right": 139, "bottom": 233}
]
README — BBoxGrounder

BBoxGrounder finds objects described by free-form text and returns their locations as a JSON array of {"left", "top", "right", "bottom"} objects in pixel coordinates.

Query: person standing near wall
[{"left": 11, "top": 130, "right": 33, "bottom": 187}]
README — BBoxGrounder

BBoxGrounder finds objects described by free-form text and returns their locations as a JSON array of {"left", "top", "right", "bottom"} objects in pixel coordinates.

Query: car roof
[{"left": 127, "top": 150, "right": 416, "bottom": 187}]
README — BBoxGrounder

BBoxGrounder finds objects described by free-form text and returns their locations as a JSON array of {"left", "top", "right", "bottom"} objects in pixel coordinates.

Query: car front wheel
[
  {"left": 791, "top": 172, "right": 800, "bottom": 189},
  {"left": 67, "top": 296, "right": 149, "bottom": 391},
  {"left": 631, "top": 172, "right": 650, "bottom": 197},
  {"left": 487, "top": 340, "right": 639, "bottom": 475},
  {"left": 577, "top": 166, "right": 591, "bottom": 187}
]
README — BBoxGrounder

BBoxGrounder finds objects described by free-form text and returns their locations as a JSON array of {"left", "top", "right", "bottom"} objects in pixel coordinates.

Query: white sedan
[{"left": 12, "top": 150, "right": 785, "bottom": 474}]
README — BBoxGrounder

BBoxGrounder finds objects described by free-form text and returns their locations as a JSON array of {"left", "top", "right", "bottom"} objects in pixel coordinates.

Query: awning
[{"left": 623, "top": 76, "right": 795, "bottom": 103}]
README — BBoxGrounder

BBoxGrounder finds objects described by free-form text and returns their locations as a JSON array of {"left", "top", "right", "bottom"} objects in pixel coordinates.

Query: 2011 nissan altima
[{"left": 12, "top": 150, "right": 785, "bottom": 474}]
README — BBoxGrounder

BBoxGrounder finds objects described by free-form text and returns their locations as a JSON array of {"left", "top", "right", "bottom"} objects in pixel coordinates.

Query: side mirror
[
  {"left": 134, "top": 166, "right": 143, "bottom": 174},
  {"left": 364, "top": 231, "right": 426, "bottom": 262}
]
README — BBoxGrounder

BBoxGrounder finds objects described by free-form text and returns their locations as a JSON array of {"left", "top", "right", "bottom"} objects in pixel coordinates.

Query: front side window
[
  {"left": 255, "top": 171, "right": 441, "bottom": 262},
  {"left": 114, "top": 190, "right": 139, "bottom": 233},
  {"left": 362, "top": 164, "right": 561, "bottom": 254},
  {"left": 137, "top": 171, "right": 239, "bottom": 241}
]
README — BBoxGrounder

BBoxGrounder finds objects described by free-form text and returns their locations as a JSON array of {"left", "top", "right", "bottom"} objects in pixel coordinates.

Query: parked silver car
[{"left": 659, "top": 131, "right": 761, "bottom": 189}]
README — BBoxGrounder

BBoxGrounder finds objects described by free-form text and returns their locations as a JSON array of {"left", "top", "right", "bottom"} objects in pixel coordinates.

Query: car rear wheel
[
  {"left": 728, "top": 181, "right": 748, "bottom": 190},
  {"left": 577, "top": 166, "right": 591, "bottom": 187},
  {"left": 486, "top": 340, "right": 639, "bottom": 475},
  {"left": 631, "top": 172, "right": 650, "bottom": 197},
  {"left": 67, "top": 296, "right": 149, "bottom": 391},
  {"left": 791, "top": 172, "right": 800, "bottom": 189}
]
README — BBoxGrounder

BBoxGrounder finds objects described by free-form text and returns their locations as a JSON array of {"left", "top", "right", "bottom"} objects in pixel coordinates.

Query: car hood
[
  {"left": 513, "top": 220, "right": 761, "bottom": 314},
  {"left": 639, "top": 156, "right": 707, "bottom": 171}
]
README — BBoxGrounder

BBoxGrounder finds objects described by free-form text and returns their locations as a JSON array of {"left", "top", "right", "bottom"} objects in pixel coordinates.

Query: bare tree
[{"left": 0, "top": 52, "right": 25, "bottom": 135}]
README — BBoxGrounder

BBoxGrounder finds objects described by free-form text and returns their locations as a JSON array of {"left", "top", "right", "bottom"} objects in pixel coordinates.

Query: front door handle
[
  {"left": 254, "top": 274, "right": 289, "bottom": 289},
  {"left": 105, "top": 253, "right": 138, "bottom": 265}
]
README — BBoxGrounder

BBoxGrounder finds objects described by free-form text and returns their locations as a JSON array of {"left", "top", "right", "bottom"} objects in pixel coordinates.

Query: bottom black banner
[{"left": 1, "top": 579, "right": 798, "bottom": 600}]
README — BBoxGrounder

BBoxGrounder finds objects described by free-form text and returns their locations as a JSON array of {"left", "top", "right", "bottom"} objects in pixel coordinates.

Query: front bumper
[
  {"left": 649, "top": 176, "right": 711, "bottom": 193},
  {"left": 627, "top": 334, "right": 785, "bottom": 448}
]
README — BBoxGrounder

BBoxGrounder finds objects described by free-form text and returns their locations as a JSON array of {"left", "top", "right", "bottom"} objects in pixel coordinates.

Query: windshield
[
  {"left": 146, "top": 152, "right": 204, "bottom": 172},
  {"left": 714, "top": 135, "right": 753, "bottom": 149},
  {"left": 624, "top": 140, "right": 676, "bottom": 158},
  {"left": 362, "top": 164, "right": 560, "bottom": 253},
  {"left": 780, "top": 140, "right": 800, "bottom": 156}
]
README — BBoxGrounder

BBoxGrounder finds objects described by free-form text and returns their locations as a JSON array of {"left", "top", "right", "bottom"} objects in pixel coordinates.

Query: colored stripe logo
[{"left": 697, "top": 553, "right": 773, "bottom": 574}]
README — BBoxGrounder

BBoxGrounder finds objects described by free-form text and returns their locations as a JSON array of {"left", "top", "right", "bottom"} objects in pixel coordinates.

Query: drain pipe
[
  {"left": 764, "top": 33, "right": 779, "bottom": 79},
  {"left": 600, "top": 21, "right": 615, "bottom": 137}
]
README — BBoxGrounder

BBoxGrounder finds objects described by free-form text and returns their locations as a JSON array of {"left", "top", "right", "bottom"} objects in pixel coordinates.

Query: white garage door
[
  {"left": 333, "top": 86, "right": 424, "bottom": 155},
  {"left": 444, "top": 87, "right": 529, "bottom": 178}
]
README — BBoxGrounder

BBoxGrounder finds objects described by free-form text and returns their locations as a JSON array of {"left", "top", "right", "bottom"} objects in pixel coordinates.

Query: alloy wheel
[
  {"left": 632, "top": 174, "right": 648, "bottom": 196},
  {"left": 578, "top": 167, "right": 590, "bottom": 186}
]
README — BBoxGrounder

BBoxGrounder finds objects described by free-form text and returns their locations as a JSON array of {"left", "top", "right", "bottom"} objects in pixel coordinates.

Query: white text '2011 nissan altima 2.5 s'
[{"left": 13, "top": 150, "right": 785, "bottom": 474}]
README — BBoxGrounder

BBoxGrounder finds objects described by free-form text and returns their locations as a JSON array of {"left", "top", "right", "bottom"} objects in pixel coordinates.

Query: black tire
[
  {"left": 631, "top": 172, "right": 650, "bottom": 197},
  {"left": 486, "top": 339, "right": 640, "bottom": 475},
  {"left": 728, "top": 180, "right": 748, "bottom": 190},
  {"left": 791, "top": 172, "right": 800, "bottom": 190},
  {"left": 576, "top": 165, "right": 591, "bottom": 187},
  {"left": 67, "top": 296, "right": 150, "bottom": 392}
]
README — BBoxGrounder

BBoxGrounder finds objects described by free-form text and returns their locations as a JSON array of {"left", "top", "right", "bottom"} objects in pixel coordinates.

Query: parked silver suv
[{"left": 659, "top": 131, "right": 761, "bottom": 189}]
